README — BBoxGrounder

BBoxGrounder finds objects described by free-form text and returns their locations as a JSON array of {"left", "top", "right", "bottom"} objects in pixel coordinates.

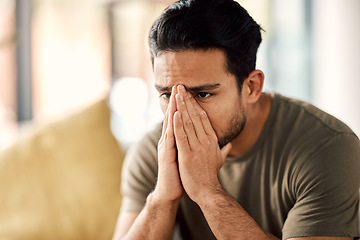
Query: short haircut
[{"left": 149, "top": 0, "right": 263, "bottom": 91}]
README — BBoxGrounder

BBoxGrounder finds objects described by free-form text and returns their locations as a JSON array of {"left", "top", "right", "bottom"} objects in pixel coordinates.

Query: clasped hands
[{"left": 155, "top": 85, "right": 232, "bottom": 205}]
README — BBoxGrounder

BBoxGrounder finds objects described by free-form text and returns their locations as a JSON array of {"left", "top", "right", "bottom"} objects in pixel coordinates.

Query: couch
[{"left": 0, "top": 99, "right": 125, "bottom": 240}]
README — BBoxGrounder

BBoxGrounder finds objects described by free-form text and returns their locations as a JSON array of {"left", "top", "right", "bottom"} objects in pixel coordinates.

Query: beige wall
[
  {"left": 0, "top": 0, "right": 17, "bottom": 150},
  {"left": 312, "top": 0, "right": 360, "bottom": 137}
]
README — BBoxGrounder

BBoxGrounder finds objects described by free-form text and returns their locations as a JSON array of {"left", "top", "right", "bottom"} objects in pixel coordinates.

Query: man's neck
[{"left": 228, "top": 93, "right": 272, "bottom": 157}]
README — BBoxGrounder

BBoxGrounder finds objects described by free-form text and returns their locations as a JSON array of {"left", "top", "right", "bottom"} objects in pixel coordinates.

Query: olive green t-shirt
[{"left": 120, "top": 93, "right": 360, "bottom": 239}]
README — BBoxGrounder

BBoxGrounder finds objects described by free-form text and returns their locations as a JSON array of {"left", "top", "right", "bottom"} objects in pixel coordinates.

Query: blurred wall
[
  {"left": 1, "top": 0, "right": 360, "bottom": 149},
  {"left": 32, "top": 0, "right": 111, "bottom": 120},
  {"left": 312, "top": 0, "right": 360, "bottom": 137},
  {"left": 0, "top": 0, "right": 17, "bottom": 150}
]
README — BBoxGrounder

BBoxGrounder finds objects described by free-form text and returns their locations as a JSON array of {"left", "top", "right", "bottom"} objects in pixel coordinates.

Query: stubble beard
[{"left": 217, "top": 108, "right": 246, "bottom": 149}]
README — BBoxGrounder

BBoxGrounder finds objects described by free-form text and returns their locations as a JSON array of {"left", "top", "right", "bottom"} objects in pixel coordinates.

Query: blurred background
[{"left": 1, "top": 0, "right": 360, "bottom": 150}]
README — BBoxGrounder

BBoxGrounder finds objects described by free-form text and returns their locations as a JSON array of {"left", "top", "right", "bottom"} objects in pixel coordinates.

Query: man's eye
[
  {"left": 159, "top": 93, "right": 171, "bottom": 99},
  {"left": 196, "top": 92, "right": 212, "bottom": 99}
]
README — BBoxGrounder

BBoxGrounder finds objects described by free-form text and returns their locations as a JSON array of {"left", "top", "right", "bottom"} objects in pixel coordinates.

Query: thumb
[{"left": 220, "top": 142, "right": 232, "bottom": 164}]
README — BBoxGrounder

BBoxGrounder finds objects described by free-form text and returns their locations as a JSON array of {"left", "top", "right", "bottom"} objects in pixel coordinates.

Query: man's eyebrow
[
  {"left": 187, "top": 84, "right": 221, "bottom": 92},
  {"left": 154, "top": 83, "right": 221, "bottom": 92},
  {"left": 154, "top": 85, "right": 171, "bottom": 92}
]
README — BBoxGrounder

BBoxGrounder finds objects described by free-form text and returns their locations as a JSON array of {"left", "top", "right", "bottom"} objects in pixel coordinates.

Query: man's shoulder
[
  {"left": 268, "top": 93, "right": 359, "bottom": 165},
  {"left": 120, "top": 123, "right": 162, "bottom": 212},
  {"left": 274, "top": 93, "right": 356, "bottom": 137}
]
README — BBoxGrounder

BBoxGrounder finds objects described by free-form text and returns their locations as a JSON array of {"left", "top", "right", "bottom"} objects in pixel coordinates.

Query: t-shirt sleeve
[
  {"left": 282, "top": 132, "right": 360, "bottom": 239},
  {"left": 120, "top": 125, "right": 161, "bottom": 213}
]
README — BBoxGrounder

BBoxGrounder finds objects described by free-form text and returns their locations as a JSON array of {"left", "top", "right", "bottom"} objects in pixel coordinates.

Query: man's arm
[
  {"left": 198, "top": 186, "right": 352, "bottom": 240},
  {"left": 112, "top": 194, "right": 180, "bottom": 240},
  {"left": 199, "top": 183, "right": 278, "bottom": 239},
  {"left": 112, "top": 212, "right": 139, "bottom": 240},
  {"left": 112, "top": 86, "right": 184, "bottom": 240}
]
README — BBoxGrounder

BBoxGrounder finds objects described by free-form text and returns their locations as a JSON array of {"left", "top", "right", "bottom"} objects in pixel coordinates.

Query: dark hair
[{"left": 149, "top": 0, "right": 262, "bottom": 91}]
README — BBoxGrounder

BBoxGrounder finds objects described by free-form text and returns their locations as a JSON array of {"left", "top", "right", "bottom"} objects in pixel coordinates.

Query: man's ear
[{"left": 243, "top": 70, "right": 264, "bottom": 104}]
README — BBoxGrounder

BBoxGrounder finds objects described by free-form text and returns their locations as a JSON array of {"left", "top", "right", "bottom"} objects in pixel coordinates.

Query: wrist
[
  {"left": 147, "top": 190, "right": 182, "bottom": 210},
  {"left": 193, "top": 182, "right": 226, "bottom": 208}
]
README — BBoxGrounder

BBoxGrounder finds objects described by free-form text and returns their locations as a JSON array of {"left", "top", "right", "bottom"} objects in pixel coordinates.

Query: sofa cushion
[{"left": 0, "top": 99, "right": 124, "bottom": 240}]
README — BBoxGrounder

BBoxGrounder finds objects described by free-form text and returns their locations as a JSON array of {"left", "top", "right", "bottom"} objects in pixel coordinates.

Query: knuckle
[
  {"left": 178, "top": 133, "right": 187, "bottom": 140},
  {"left": 200, "top": 110, "right": 208, "bottom": 118},
  {"left": 190, "top": 111, "right": 199, "bottom": 118},
  {"left": 205, "top": 138, "right": 212, "bottom": 147},
  {"left": 201, "top": 139, "right": 211, "bottom": 150},
  {"left": 185, "top": 119, "right": 193, "bottom": 127},
  {"left": 163, "top": 113, "right": 169, "bottom": 121}
]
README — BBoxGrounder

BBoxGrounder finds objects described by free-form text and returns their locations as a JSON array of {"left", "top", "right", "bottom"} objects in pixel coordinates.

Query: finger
[
  {"left": 160, "top": 113, "right": 168, "bottom": 140},
  {"left": 173, "top": 111, "right": 191, "bottom": 152},
  {"left": 180, "top": 88, "right": 208, "bottom": 142},
  {"left": 168, "top": 85, "right": 178, "bottom": 120},
  {"left": 220, "top": 142, "right": 232, "bottom": 165},
  {"left": 189, "top": 95, "right": 217, "bottom": 139},
  {"left": 176, "top": 87, "right": 198, "bottom": 147},
  {"left": 165, "top": 85, "right": 178, "bottom": 138},
  {"left": 161, "top": 86, "right": 177, "bottom": 139}
]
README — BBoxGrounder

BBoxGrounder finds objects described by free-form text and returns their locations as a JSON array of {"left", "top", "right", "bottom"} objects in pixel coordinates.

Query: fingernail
[{"left": 179, "top": 85, "right": 186, "bottom": 92}]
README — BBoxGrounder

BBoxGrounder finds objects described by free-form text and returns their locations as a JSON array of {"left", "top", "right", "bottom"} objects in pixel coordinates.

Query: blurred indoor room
[{"left": 0, "top": 0, "right": 359, "bottom": 239}]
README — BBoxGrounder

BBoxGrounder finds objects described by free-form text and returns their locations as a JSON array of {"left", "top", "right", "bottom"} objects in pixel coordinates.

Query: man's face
[{"left": 154, "top": 49, "right": 246, "bottom": 148}]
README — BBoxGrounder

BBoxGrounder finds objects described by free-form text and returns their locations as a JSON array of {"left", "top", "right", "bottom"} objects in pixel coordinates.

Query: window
[{"left": 0, "top": 0, "right": 17, "bottom": 150}]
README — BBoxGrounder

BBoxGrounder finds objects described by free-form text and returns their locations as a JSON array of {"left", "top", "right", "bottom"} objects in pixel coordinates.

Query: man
[{"left": 112, "top": 0, "right": 360, "bottom": 239}]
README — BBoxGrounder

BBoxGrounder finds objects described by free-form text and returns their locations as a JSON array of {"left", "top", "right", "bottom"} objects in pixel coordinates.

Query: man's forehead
[
  {"left": 153, "top": 49, "right": 233, "bottom": 92},
  {"left": 153, "top": 49, "right": 227, "bottom": 73},
  {"left": 153, "top": 66, "right": 222, "bottom": 92}
]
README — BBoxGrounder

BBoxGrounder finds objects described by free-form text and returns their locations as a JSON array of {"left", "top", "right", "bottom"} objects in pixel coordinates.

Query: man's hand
[
  {"left": 173, "top": 85, "right": 232, "bottom": 204},
  {"left": 154, "top": 86, "right": 185, "bottom": 203},
  {"left": 171, "top": 85, "right": 279, "bottom": 240}
]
